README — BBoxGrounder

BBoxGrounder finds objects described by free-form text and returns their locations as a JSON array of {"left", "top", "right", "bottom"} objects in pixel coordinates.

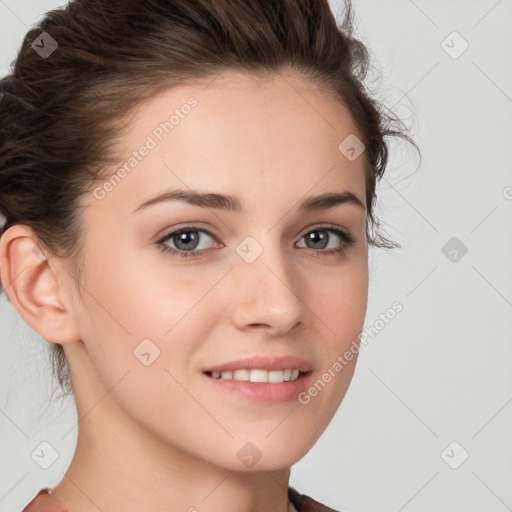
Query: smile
[{"left": 205, "top": 368, "right": 305, "bottom": 383}]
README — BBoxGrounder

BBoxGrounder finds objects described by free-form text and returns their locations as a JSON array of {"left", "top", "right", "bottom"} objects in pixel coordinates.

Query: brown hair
[{"left": 0, "top": 0, "right": 419, "bottom": 396}]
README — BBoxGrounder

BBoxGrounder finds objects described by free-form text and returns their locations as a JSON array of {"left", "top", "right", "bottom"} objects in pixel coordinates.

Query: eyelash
[{"left": 156, "top": 224, "right": 355, "bottom": 259}]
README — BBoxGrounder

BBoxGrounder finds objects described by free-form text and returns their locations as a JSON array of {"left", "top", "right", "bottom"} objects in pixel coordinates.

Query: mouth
[
  {"left": 203, "top": 368, "right": 311, "bottom": 383},
  {"left": 202, "top": 368, "right": 313, "bottom": 403},
  {"left": 201, "top": 355, "right": 313, "bottom": 403}
]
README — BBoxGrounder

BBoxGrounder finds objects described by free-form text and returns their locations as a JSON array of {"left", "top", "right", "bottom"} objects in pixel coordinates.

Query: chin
[{"left": 210, "top": 436, "right": 316, "bottom": 473}]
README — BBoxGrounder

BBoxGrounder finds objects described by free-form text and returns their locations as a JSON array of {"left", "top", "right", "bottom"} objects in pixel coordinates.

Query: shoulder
[
  {"left": 21, "top": 488, "right": 68, "bottom": 512},
  {"left": 288, "top": 487, "right": 341, "bottom": 512},
  {"left": 24, "top": 486, "right": 339, "bottom": 512}
]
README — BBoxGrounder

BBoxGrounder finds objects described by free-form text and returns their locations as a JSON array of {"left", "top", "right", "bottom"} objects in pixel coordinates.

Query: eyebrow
[{"left": 132, "top": 188, "right": 365, "bottom": 214}]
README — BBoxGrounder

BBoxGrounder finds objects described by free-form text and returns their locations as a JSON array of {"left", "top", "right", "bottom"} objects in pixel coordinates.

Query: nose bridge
[{"left": 230, "top": 232, "right": 305, "bottom": 332}]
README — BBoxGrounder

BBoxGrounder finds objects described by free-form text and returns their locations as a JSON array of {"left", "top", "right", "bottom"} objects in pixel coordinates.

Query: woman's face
[{"left": 64, "top": 71, "right": 369, "bottom": 470}]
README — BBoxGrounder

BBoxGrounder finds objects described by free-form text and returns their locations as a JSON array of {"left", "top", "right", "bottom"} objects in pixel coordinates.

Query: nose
[{"left": 229, "top": 238, "right": 305, "bottom": 336}]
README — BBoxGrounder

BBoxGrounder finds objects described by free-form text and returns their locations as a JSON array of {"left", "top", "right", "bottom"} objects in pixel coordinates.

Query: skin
[{"left": 0, "top": 70, "right": 369, "bottom": 512}]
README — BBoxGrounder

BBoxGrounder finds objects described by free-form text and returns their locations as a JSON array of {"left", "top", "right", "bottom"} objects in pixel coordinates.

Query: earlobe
[{"left": 0, "top": 225, "right": 81, "bottom": 345}]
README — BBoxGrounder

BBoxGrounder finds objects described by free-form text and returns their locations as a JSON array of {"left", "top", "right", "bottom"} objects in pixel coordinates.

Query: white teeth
[
  {"left": 209, "top": 368, "right": 303, "bottom": 383},
  {"left": 268, "top": 370, "right": 284, "bottom": 383},
  {"left": 249, "top": 369, "right": 268, "bottom": 383},
  {"left": 233, "top": 369, "right": 250, "bottom": 381}
]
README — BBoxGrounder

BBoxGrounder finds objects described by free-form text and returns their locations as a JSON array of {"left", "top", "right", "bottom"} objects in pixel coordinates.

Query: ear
[{"left": 0, "top": 224, "right": 81, "bottom": 345}]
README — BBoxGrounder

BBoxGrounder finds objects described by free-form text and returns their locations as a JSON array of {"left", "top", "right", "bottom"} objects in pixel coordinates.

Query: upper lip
[{"left": 203, "top": 355, "right": 313, "bottom": 373}]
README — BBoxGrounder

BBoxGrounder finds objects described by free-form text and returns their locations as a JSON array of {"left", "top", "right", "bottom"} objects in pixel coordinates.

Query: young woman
[{"left": 0, "top": 0, "right": 416, "bottom": 510}]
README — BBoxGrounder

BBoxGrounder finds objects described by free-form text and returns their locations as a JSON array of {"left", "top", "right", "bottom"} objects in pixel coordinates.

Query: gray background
[{"left": 1, "top": 1, "right": 511, "bottom": 511}]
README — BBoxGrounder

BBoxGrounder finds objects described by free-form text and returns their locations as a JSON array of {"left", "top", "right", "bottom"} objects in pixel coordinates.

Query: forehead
[
  {"left": 123, "top": 69, "right": 361, "bottom": 149},
  {"left": 89, "top": 70, "right": 367, "bottom": 214}
]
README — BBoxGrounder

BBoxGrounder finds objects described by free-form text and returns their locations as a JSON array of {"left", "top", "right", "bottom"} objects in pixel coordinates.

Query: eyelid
[
  {"left": 299, "top": 222, "right": 351, "bottom": 237},
  {"left": 156, "top": 222, "right": 221, "bottom": 242},
  {"left": 156, "top": 222, "right": 352, "bottom": 243}
]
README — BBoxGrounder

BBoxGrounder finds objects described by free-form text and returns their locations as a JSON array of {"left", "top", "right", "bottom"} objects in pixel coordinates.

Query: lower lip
[{"left": 203, "top": 372, "right": 312, "bottom": 403}]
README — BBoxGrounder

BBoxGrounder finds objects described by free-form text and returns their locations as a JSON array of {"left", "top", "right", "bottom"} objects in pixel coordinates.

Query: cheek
[
  {"left": 75, "top": 248, "right": 229, "bottom": 381},
  {"left": 312, "top": 259, "right": 368, "bottom": 346},
  {"left": 289, "top": 264, "right": 367, "bottom": 447},
  {"left": 82, "top": 242, "right": 220, "bottom": 334}
]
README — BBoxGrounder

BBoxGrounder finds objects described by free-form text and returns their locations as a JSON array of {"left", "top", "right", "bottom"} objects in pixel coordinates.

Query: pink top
[
  {"left": 22, "top": 489, "right": 66, "bottom": 512},
  {"left": 22, "top": 487, "right": 340, "bottom": 512}
]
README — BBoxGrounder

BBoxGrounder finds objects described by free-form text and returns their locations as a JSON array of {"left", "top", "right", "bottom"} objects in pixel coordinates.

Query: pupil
[
  {"left": 308, "top": 231, "right": 327, "bottom": 249},
  {"left": 176, "top": 231, "right": 199, "bottom": 250}
]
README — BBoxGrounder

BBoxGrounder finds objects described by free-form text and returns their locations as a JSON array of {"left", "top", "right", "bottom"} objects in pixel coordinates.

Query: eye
[
  {"left": 156, "top": 224, "right": 355, "bottom": 259},
  {"left": 296, "top": 226, "right": 355, "bottom": 256},
  {"left": 157, "top": 227, "right": 219, "bottom": 258}
]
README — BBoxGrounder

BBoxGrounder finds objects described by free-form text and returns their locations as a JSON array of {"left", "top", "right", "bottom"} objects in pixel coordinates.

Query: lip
[
  {"left": 203, "top": 370, "right": 313, "bottom": 404},
  {"left": 202, "top": 355, "right": 314, "bottom": 404},
  {"left": 202, "top": 355, "right": 313, "bottom": 373}
]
